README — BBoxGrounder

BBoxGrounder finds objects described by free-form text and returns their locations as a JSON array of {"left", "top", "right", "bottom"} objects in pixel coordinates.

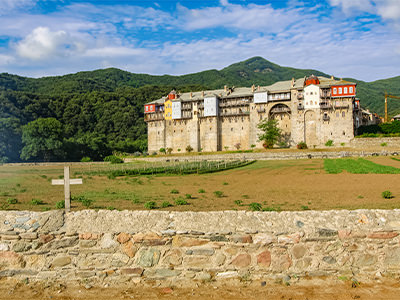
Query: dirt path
[{"left": 1, "top": 279, "right": 400, "bottom": 300}]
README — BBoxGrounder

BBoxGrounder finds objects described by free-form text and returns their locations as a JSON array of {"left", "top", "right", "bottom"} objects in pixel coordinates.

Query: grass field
[{"left": 1, "top": 156, "right": 400, "bottom": 212}]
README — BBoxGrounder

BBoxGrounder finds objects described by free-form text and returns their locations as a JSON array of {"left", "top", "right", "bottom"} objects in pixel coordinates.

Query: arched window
[{"left": 342, "top": 111, "right": 345, "bottom": 117}]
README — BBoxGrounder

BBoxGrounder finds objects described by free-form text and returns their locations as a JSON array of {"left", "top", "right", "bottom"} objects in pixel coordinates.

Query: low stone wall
[
  {"left": 126, "top": 149, "right": 399, "bottom": 163},
  {"left": 1, "top": 210, "right": 400, "bottom": 286},
  {"left": 350, "top": 137, "right": 400, "bottom": 149}
]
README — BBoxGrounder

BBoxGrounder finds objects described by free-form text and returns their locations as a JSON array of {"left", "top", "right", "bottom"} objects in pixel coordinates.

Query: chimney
[
  {"left": 331, "top": 75, "right": 334, "bottom": 80},
  {"left": 202, "top": 91, "right": 204, "bottom": 97},
  {"left": 257, "top": 85, "right": 260, "bottom": 91},
  {"left": 190, "top": 92, "right": 192, "bottom": 99},
  {"left": 224, "top": 85, "right": 227, "bottom": 92},
  {"left": 291, "top": 77, "right": 295, "bottom": 88},
  {"left": 340, "top": 78, "right": 343, "bottom": 81},
  {"left": 251, "top": 84, "right": 255, "bottom": 93}
]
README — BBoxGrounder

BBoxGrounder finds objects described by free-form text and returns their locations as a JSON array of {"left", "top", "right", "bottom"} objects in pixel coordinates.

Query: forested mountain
[{"left": 0, "top": 56, "right": 399, "bottom": 162}]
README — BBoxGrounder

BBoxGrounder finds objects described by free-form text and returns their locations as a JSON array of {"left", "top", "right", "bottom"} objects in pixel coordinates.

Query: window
[
  {"left": 342, "top": 111, "right": 345, "bottom": 117},
  {"left": 338, "top": 87, "right": 342, "bottom": 94},
  {"left": 333, "top": 88, "right": 337, "bottom": 94},
  {"left": 349, "top": 86, "right": 354, "bottom": 93},
  {"left": 344, "top": 87, "right": 348, "bottom": 94}
]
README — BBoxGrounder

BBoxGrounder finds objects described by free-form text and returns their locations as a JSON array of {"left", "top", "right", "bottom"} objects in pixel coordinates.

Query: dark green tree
[
  {"left": 257, "top": 118, "right": 282, "bottom": 149},
  {"left": 0, "top": 118, "right": 22, "bottom": 163},
  {"left": 20, "top": 118, "right": 64, "bottom": 161}
]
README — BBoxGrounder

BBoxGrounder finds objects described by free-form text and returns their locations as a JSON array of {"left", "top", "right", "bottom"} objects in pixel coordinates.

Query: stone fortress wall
[{"left": 1, "top": 209, "right": 400, "bottom": 285}]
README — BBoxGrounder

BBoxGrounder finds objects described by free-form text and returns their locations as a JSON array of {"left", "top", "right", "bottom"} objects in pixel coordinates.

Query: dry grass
[{"left": 1, "top": 157, "right": 400, "bottom": 212}]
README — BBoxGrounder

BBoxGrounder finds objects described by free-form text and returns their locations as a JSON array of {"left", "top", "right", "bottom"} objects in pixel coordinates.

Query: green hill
[{"left": 0, "top": 56, "right": 399, "bottom": 162}]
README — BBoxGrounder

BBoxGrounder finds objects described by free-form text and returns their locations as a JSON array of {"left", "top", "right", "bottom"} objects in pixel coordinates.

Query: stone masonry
[{"left": 1, "top": 209, "right": 400, "bottom": 285}]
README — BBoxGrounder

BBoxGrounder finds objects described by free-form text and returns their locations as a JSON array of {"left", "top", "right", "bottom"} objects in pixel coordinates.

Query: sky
[{"left": 0, "top": 0, "right": 399, "bottom": 81}]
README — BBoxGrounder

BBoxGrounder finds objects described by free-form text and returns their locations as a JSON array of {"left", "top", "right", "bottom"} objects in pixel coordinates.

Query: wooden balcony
[
  {"left": 144, "top": 113, "right": 164, "bottom": 122},
  {"left": 334, "top": 102, "right": 349, "bottom": 109},
  {"left": 220, "top": 111, "right": 250, "bottom": 117},
  {"left": 320, "top": 102, "right": 332, "bottom": 109}
]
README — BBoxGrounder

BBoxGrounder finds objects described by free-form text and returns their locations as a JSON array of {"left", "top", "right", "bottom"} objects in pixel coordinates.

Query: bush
[
  {"left": 81, "top": 198, "right": 94, "bottom": 208},
  {"left": 107, "top": 206, "right": 116, "bottom": 210},
  {"left": 104, "top": 155, "right": 123, "bottom": 164},
  {"left": 175, "top": 198, "right": 188, "bottom": 205},
  {"left": 382, "top": 190, "right": 394, "bottom": 199},
  {"left": 161, "top": 201, "right": 173, "bottom": 208},
  {"left": 262, "top": 207, "right": 276, "bottom": 211},
  {"left": 151, "top": 151, "right": 157, "bottom": 156},
  {"left": 223, "top": 182, "right": 229, "bottom": 185},
  {"left": 249, "top": 202, "right": 262, "bottom": 211},
  {"left": 234, "top": 143, "right": 241, "bottom": 150},
  {"left": 186, "top": 145, "right": 194, "bottom": 153},
  {"left": 198, "top": 188, "right": 205, "bottom": 193},
  {"left": 325, "top": 140, "right": 334, "bottom": 147},
  {"left": 170, "top": 189, "right": 179, "bottom": 194},
  {"left": 301, "top": 205, "right": 310, "bottom": 210},
  {"left": 185, "top": 194, "right": 192, "bottom": 199},
  {"left": 234, "top": 200, "right": 243, "bottom": 206},
  {"left": 167, "top": 148, "right": 173, "bottom": 154},
  {"left": 133, "top": 151, "right": 141, "bottom": 157},
  {"left": 31, "top": 198, "right": 44, "bottom": 205},
  {"left": 381, "top": 142, "right": 387, "bottom": 147},
  {"left": 7, "top": 198, "right": 18, "bottom": 204},
  {"left": 159, "top": 148, "right": 166, "bottom": 154},
  {"left": 297, "top": 142, "right": 308, "bottom": 149},
  {"left": 213, "top": 191, "right": 224, "bottom": 198},
  {"left": 55, "top": 200, "right": 65, "bottom": 209},
  {"left": 80, "top": 156, "right": 92, "bottom": 162},
  {"left": 144, "top": 201, "right": 157, "bottom": 209}
]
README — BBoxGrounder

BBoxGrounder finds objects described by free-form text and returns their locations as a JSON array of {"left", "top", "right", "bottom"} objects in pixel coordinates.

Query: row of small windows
[{"left": 333, "top": 86, "right": 354, "bottom": 95}]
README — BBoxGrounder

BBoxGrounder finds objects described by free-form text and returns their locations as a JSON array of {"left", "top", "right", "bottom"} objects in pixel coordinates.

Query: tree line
[{"left": 0, "top": 84, "right": 206, "bottom": 162}]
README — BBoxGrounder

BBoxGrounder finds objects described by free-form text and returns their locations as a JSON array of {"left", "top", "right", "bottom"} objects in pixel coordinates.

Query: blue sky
[{"left": 0, "top": 0, "right": 399, "bottom": 81}]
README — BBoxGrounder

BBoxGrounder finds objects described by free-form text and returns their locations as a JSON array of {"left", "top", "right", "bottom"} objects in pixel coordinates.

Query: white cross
[{"left": 51, "top": 166, "right": 82, "bottom": 212}]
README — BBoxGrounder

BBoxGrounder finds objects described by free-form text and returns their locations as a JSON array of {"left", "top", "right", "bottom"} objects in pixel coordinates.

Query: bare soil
[
  {"left": 1, "top": 278, "right": 400, "bottom": 300},
  {"left": 1, "top": 157, "right": 400, "bottom": 211}
]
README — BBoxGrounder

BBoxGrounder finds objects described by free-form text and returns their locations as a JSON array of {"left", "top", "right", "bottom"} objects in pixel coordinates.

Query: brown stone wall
[
  {"left": 1, "top": 210, "right": 400, "bottom": 285},
  {"left": 219, "top": 116, "right": 251, "bottom": 151},
  {"left": 147, "top": 120, "right": 165, "bottom": 153}
]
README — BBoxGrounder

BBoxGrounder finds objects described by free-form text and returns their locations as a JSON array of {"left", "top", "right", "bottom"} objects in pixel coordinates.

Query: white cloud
[
  {"left": 175, "top": 2, "right": 302, "bottom": 33},
  {"left": 16, "top": 27, "right": 84, "bottom": 60},
  {"left": 329, "top": 0, "right": 400, "bottom": 20},
  {"left": 0, "top": 0, "right": 37, "bottom": 14}
]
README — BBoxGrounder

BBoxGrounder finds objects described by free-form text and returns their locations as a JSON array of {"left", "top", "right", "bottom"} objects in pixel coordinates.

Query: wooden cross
[{"left": 51, "top": 166, "right": 82, "bottom": 212}]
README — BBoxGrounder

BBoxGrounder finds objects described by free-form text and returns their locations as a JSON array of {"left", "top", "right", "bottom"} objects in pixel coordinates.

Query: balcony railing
[
  {"left": 320, "top": 102, "right": 332, "bottom": 109},
  {"left": 144, "top": 113, "right": 164, "bottom": 121},
  {"left": 334, "top": 102, "right": 349, "bottom": 109},
  {"left": 220, "top": 111, "right": 250, "bottom": 117}
]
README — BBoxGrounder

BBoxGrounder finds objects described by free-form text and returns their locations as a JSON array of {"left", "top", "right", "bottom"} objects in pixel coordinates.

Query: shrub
[
  {"left": 151, "top": 151, "right": 157, "bottom": 156},
  {"left": 234, "top": 143, "right": 241, "bottom": 150},
  {"left": 133, "top": 151, "right": 141, "bottom": 157},
  {"left": 170, "top": 189, "right": 179, "bottom": 194},
  {"left": 325, "top": 140, "right": 334, "bottom": 147},
  {"left": 224, "top": 146, "right": 229, "bottom": 151},
  {"left": 161, "top": 201, "right": 173, "bottom": 208},
  {"left": 213, "top": 191, "right": 224, "bottom": 198},
  {"left": 177, "top": 148, "right": 181, "bottom": 152},
  {"left": 223, "top": 182, "right": 229, "bottom": 185},
  {"left": 382, "top": 190, "right": 394, "bottom": 199},
  {"left": 262, "top": 207, "right": 276, "bottom": 211},
  {"left": 167, "top": 148, "right": 173, "bottom": 154},
  {"left": 104, "top": 155, "right": 123, "bottom": 164},
  {"left": 144, "top": 201, "right": 157, "bottom": 209},
  {"left": 340, "top": 142, "right": 345, "bottom": 147},
  {"left": 297, "top": 142, "right": 308, "bottom": 149},
  {"left": 81, "top": 198, "right": 94, "bottom": 208},
  {"left": 186, "top": 145, "right": 194, "bottom": 153},
  {"left": 159, "top": 148, "right": 166, "bottom": 154},
  {"left": 249, "top": 202, "right": 262, "bottom": 211},
  {"left": 55, "top": 200, "right": 65, "bottom": 209},
  {"left": 234, "top": 200, "right": 243, "bottom": 206},
  {"left": 185, "top": 194, "right": 192, "bottom": 199},
  {"left": 381, "top": 142, "right": 388, "bottom": 147},
  {"left": 7, "top": 198, "right": 18, "bottom": 204},
  {"left": 301, "top": 205, "right": 310, "bottom": 210},
  {"left": 107, "top": 206, "right": 116, "bottom": 210},
  {"left": 198, "top": 188, "right": 205, "bottom": 193},
  {"left": 80, "top": 156, "right": 92, "bottom": 162},
  {"left": 250, "top": 144, "right": 256, "bottom": 149},
  {"left": 175, "top": 198, "right": 188, "bottom": 205},
  {"left": 31, "top": 198, "right": 44, "bottom": 205}
]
